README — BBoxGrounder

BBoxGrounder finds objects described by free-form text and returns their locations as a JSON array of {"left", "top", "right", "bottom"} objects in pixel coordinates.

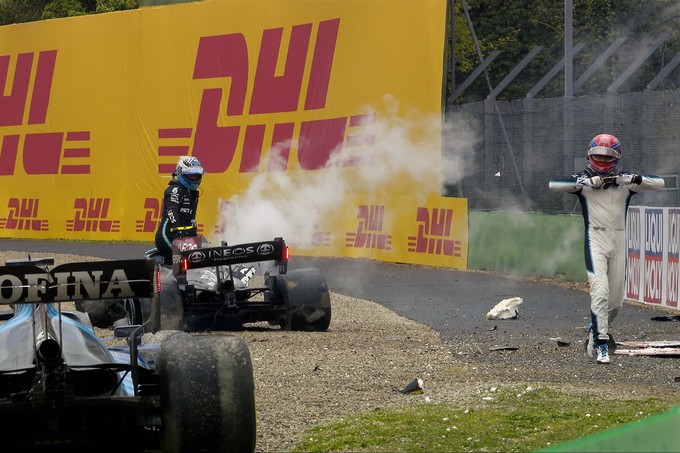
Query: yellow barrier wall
[{"left": 0, "top": 0, "right": 467, "bottom": 268}]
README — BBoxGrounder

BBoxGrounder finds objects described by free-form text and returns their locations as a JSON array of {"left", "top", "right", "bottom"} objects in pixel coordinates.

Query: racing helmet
[
  {"left": 175, "top": 156, "right": 204, "bottom": 190},
  {"left": 587, "top": 133, "right": 621, "bottom": 175}
]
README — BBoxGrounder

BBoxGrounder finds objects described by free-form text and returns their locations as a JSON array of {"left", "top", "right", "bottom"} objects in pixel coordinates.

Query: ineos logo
[
  {"left": 188, "top": 251, "right": 206, "bottom": 263},
  {"left": 257, "top": 243, "right": 274, "bottom": 256}
]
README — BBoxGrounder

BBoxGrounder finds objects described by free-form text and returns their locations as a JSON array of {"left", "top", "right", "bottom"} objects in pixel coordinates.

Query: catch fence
[{"left": 446, "top": 90, "right": 680, "bottom": 212}]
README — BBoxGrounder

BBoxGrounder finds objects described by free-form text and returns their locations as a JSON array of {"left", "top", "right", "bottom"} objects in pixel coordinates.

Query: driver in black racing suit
[
  {"left": 80, "top": 156, "right": 204, "bottom": 328},
  {"left": 155, "top": 156, "right": 204, "bottom": 265}
]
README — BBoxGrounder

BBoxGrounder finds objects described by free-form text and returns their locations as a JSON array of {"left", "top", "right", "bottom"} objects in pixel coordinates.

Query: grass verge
[{"left": 292, "top": 385, "right": 680, "bottom": 452}]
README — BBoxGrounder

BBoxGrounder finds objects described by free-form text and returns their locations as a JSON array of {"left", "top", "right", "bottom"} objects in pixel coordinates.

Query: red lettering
[
  {"left": 410, "top": 208, "right": 430, "bottom": 252},
  {"left": 298, "top": 118, "right": 346, "bottom": 169},
  {"left": 269, "top": 123, "right": 294, "bottom": 171},
  {"left": 192, "top": 88, "right": 240, "bottom": 172},
  {"left": 1, "top": 198, "right": 48, "bottom": 231},
  {"left": 165, "top": 20, "right": 343, "bottom": 174},
  {"left": 136, "top": 198, "right": 161, "bottom": 233},
  {"left": 250, "top": 24, "right": 312, "bottom": 114},
  {"left": 347, "top": 205, "right": 390, "bottom": 249},
  {"left": 23, "top": 132, "right": 63, "bottom": 174},
  {"left": 0, "top": 135, "right": 19, "bottom": 175},
  {"left": 193, "top": 34, "right": 248, "bottom": 116},
  {"left": 407, "top": 208, "right": 460, "bottom": 256},
  {"left": 429, "top": 209, "right": 453, "bottom": 236},
  {"left": 305, "top": 18, "right": 340, "bottom": 110},
  {"left": 240, "top": 125, "right": 266, "bottom": 172},
  {"left": 0, "top": 53, "right": 33, "bottom": 126},
  {"left": 28, "top": 50, "right": 57, "bottom": 125},
  {"left": 68, "top": 198, "right": 119, "bottom": 232}
]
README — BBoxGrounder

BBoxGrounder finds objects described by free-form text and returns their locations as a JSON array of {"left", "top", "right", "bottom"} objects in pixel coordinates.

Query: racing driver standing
[{"left": 549, "top": 133, "right": 664, "bottom": 364}]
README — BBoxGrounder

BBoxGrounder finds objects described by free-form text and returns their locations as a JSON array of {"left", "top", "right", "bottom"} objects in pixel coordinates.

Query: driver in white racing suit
[{"left": 549, "top": 133, "right": 664, "bottom": 364}]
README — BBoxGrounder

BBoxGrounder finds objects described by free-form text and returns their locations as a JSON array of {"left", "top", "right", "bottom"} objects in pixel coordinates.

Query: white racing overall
[{"left": 549, "top": 172, "right": 665, "bottom": 344}]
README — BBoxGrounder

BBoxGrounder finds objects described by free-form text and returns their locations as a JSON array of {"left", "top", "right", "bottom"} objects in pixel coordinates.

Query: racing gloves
[
  {"left": 576, "top": 175, "right": 604, "bottom": 189},
  {"left": 576, "top": 174, "right": 642, "bottom": 189},
  {"left": 615, "top": 174, "right": 643, "bottom": 186}
]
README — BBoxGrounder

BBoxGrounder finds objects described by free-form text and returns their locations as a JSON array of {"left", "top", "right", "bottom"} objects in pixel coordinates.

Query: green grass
[{"left": 292, "top": 386, "right": 680, "bottom": 452}]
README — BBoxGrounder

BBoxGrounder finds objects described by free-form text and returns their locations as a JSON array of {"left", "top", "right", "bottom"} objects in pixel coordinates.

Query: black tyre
[
  {"left": 275, "top": 268, "right": 331, "bottom": 331},
  {"left": 124, "top": 298, "right": 146, "bottom": 325},
  {"left": 75, "top": 299, "right": 126, "bottom": 328},
  {"left": 158, "top": 333, "right": 256, "bottom": 453}
]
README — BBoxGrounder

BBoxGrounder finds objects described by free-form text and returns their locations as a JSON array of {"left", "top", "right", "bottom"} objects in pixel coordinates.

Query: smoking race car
[
  {"left": 0, "top": 257, "right": 256, "bottom": 452},
  {"left": 82, "top": 237, "right": 332, "bottom": 333}
]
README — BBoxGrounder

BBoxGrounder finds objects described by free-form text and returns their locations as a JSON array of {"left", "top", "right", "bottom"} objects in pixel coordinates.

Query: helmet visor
[
  {"left": 183, "top": 173, "right": 202, "bottom": 182},
  {"left": 591, "top": 154, "right": 617, "bottom": 163},
  {"left": 588, "top": 146, "right": 620, "bottom": 159}
]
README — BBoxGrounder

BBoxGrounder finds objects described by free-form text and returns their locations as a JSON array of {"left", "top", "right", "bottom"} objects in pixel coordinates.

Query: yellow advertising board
[{"left": 0, "top": 0, "right": 467, "bottom": 268}]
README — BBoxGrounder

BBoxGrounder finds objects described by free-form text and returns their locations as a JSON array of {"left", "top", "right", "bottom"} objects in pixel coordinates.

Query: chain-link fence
[{"left": 445, "top": 90, "right": 680, "bottom": 213}]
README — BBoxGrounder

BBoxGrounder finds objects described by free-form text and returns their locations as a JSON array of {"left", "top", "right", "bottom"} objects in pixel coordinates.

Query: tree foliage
[
  {"left": 449, "top": 0, "right": 680, "bottom": 103},
  {"left": 0, "top": 0, "right": 138, "bottom": 24}
]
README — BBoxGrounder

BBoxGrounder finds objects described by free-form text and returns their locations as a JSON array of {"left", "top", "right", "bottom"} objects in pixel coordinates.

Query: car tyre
[
  {"left": 274, "top": 268, "right": 331, "bottom": 331},
  {"left": 158, "top": 333, "right": 256, "bottom": 453}
]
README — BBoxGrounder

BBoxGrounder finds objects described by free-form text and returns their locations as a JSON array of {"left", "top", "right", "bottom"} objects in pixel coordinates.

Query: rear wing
[
  {"left": 0, "top": 259, "right": 154, "bottom": 305},
  {"left": 174, "top": 237, "right": 288, "bottom": 275}
]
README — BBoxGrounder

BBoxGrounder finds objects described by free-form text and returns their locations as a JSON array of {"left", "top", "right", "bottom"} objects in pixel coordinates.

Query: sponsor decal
[
  {"left": 0, "top": 51, "right": 91, "bottom": 175},
  {"left": 666, "top": 209, "right": 680, "bottom": 307},
  {"left": 345, "top": 204, "right": 392, "bottom": 250},
  {"left": 182, "top": 241, "right": 281, "bottom": 267},
  {"left": 188, "top": 251, "right": 206, "bottom": 263},
  {"left": 157, "top": 19, "right": 375, "bottom": 174},
  {"left": 135, "top": 198, "right": 203, "bottom": 236},
  {"left": 136, "top": 198, "right": 162, "bottom": 233},
  {"left": 0, "top": 198, "right": 48, "bottom": 231},
  {"left": 626, "top": 207, "right": 641, "bottom": 300},
  {"left": 643, "top": 208, "right": 663, "bottom": 304},
  {"left": 312, "top": 231, "right": 332, "bottom": 247},
  {"left": 256, "top": 243, "right": 274, "bottom": 255},
  {"left": 407, "top": 207, "right": 461, "bottom": 257},
  {"left": 0, "top": 266, "right": 145, "bottom": 303},
  {"left": 66, "top": 198, "right": 121, "bottom": 233}
]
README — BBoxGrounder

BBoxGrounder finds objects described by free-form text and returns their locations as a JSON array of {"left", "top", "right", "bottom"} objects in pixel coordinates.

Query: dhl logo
[
  {"left": 137, "top": 197, "right": 203, "bottom": 235},
  {"left": 346, "top": 204, "right": 392, "bottom": 250},
  {"left": 158, "top": 18, "right": 376, "bottom": 174},
  {"left": 136, "top": 198, "right": 162, "bottom": 233},
  {"left": 66, "top": 198, "right": 120, "bottom": 233},
  {"left": 312, "top": 231, "right": 332, "bottom": 247},
  {"left": 408, "top": 207, "right": 461, "bottom": 257},
  {"left": 0, "top": 50, "right": 91, "bottom": 175},
  {"left": 1, "top": 19, "right": 372, "bottom": 178},
  {"left": 0, "top": 198, "right": 48, "bottom": 231}
]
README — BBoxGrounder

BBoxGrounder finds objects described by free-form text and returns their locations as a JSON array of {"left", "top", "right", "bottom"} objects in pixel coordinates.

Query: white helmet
[{"left": 175, "top": 156, "right": 204, "bottom": 190}]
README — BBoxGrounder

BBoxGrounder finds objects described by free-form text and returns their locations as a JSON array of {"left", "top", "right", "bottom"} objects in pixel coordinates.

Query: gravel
[{"left": 2, "top": 251, "right": 680, "bottom": 452}]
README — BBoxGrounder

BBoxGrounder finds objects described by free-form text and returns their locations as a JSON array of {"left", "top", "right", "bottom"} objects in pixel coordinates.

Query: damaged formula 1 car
[
  {"left": 84, "top": 237, "right": 332, "bottom": 333},
  {"left": 0, "top": 256, "right": 256, "bottom": 452}
]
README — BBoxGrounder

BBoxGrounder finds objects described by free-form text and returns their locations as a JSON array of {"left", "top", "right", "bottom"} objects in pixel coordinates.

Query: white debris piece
[{"left": 485, "top": 297, "right": 523, "bottom": 320}]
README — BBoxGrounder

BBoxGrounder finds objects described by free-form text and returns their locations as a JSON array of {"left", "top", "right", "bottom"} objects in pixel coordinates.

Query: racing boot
[
  {"left": 585, "top": 324, "right": 596, "bottom": 358},
  {"left": 596, "top": 343, "right": 611, "bottom": 364}
]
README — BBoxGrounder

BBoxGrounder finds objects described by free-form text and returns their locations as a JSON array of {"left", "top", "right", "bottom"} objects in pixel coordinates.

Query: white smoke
[{"left": 215, "top": 98, "right": 478, "bottom": 247}]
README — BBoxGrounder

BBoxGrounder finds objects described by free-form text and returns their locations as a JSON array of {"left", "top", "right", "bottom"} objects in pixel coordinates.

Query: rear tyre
[
  {"left": 75, "top": 299, "right": 126, "bottom": 328},
  {"left": 158, "top": 333, "right": 256, "bottom": 453},
  {"left": 124, "top": 298, "right": 145, "bottom": 325},
  {"left": 274, "top": 268, "right": 331, "bottom": 331}
]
